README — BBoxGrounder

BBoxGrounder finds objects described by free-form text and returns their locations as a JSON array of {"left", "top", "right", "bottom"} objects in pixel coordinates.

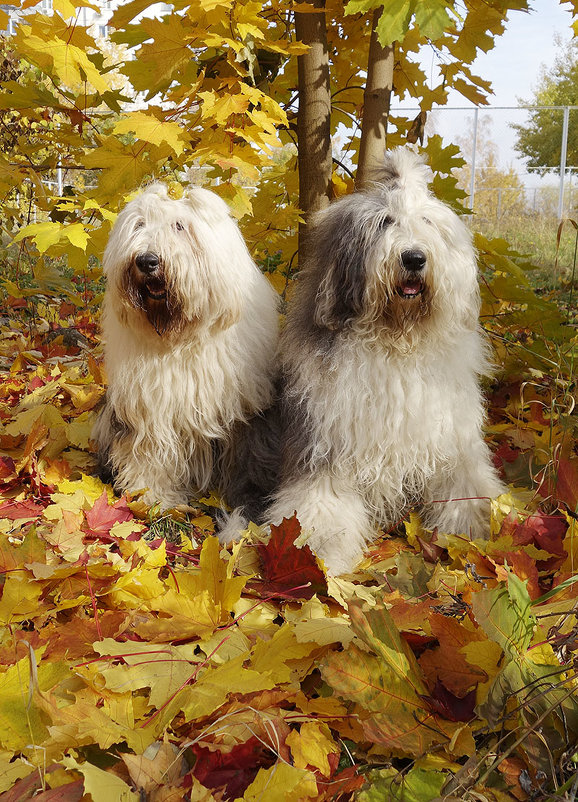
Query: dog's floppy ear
[{"left": 311, "top": 202, "right": 367, "bottom": 331}]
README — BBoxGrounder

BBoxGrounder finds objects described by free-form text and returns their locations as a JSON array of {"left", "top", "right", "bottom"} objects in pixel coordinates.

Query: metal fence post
[
  {"left": 558, "top": 105, "right": 570, "bottom": 220},
  {"left": 469, "top": 107, "right": 478, "bottom": 210}
]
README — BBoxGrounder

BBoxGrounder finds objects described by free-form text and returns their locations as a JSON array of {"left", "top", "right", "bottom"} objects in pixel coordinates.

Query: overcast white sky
[
  {"left": 413, "top": 0, "right": 577, "bottom": 173},
  {"left": 462, "top": 0, "right": 574, "bottom": 107}
]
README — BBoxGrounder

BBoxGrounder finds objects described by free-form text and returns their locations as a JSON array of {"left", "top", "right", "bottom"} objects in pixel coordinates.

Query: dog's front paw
[{"left": 217, "top": 507, "right": 248, "bottom": 544}]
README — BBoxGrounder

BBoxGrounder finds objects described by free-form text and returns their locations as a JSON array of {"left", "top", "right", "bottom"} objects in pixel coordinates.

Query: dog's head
[
  {"left": 309, "top": 148, "right": 479, "bottom": 344},
  {"left": 103, "top": 183, "right": 247, "bottom": 337}
]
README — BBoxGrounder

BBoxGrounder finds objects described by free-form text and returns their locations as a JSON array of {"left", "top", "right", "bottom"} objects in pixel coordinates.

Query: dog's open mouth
[
  {"left": 144, "top": 278, "right": 167, "bottom": 301},
  {"left": 396, "top": 278, "right": 424, "bottom": 299}
]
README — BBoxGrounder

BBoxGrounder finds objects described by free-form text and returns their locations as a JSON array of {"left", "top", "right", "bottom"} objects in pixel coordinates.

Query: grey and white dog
[{"left": 256, "top": 147, "right": 505, "bottom": 575}]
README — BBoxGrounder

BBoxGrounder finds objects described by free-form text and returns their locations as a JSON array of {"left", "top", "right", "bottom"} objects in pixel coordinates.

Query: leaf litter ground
[{"left": 0, "top": 303, "right": 577, "bottom": 802}]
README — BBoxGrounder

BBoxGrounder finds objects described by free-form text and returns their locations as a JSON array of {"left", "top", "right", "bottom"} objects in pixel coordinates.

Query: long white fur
[
  {"left": 264, "top": 148, "right": 505, "bottom": 575},
  {"left": 93, "top": 183, "right": 278, "bottom": 508}
]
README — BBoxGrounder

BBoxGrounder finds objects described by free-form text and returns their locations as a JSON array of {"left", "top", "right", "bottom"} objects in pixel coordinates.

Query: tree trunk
[
  {"left": 295, "top": 0, "right": 332, "bottom": 259},
  {"left": 356, "top": 9, "right": 394, "bottom": 189}
]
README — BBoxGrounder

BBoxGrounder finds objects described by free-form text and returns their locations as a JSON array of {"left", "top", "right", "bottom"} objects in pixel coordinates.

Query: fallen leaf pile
[{"left": 0, "top": 302, "right": 577, "bottom": 802}]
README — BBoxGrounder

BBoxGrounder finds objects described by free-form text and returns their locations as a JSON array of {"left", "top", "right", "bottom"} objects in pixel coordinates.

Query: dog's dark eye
[
  {"left": 379, "top": 215, "right": 394, "bottom": 229},
  {"left": 134, "top": 221, "right": 144, "bottom": 230},
  {"left": 423, "top": 217, "right": 433, "bottom": 225},
  {"left": 175, "top": 221, "right": 184, "bottom": 231}
]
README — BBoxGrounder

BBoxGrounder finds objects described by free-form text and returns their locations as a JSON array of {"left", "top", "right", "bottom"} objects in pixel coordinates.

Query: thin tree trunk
[
  {"left": 295, "top": 0, "right": 332, "bottom": 259},
  {"left": 356, "top": 9, "right": 394, "bottom": 189}
]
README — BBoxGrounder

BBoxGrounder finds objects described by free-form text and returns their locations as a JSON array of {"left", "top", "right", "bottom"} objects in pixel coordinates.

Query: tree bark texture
[
  {"left": 356, "top": 9, "right": 394, "bottom": 190},
  {"left": 295, "top": 0, "right": 332, "bottom": 258}
]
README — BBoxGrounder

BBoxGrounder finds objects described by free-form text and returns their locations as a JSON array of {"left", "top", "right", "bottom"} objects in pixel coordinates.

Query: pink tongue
[{"left": 402, "top": 282, "right": 421, "bottom": 295}]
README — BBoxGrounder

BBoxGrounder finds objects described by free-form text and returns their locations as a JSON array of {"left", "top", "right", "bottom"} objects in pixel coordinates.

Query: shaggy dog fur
[
  {"left": 93, "top": 182, "right": 279, "bottom": 512},
  {"left": 262, "top": 148, "right": 505, "bottom": 575}
]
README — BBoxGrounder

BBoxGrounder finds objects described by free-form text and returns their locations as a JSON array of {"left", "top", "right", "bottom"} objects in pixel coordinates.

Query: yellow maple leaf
[
  {"left": 94, "top": 638, "right": 199, "bottom": 709},
  {"left": 63, "top": 223, "right": 90, "bottom": 251},
  {"left": 114, "top": 111, "right": 186, "bottom": 156},
  {"left": 12, "top": 221, "right": 64, "bottom": 254},
  {"left": 179, "top": 654, "right": 276, "bottom": 721},
  {"left": 0, "top": 651, "right": 69, "bottom": 752},
  {"left": 198, "top": 90, "right": 250, "bottom": 124},
  {"left": 197, "top": 535, "right": 247, "bottom": 612},
  {"left": 0, "top": 575, "right": 43, "bottom": 625},
  {"left": 83, "top": 136, "right": 156, "bottom": 197},
  {"left": 19, "top": 28, "right": 110, "bottom": 93},
  {"left": 122, "top": 14, "right": 193, "bottom": 95},
  {"left": 242, "top": 762, "right": 318, "bottom": 801},
  {"left": 56, "top": 474, "right": 112, "bottom": 504},
  {"left": 0, "top": 754, "right": 35, "bottom": 795},
  {"left": 286, "top": 720, "right": 340, "bottom": 777},
  {"left": 251, "top": 623, "right": 318, "bottom": 684},
  {"left": 62, "top": 754, "right": 140, "bottom": 801}
]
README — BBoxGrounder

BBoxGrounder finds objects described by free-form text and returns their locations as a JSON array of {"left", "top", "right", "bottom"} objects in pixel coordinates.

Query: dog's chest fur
[{"left": 289, "top": 328, "right": 487, "bottom": 506}]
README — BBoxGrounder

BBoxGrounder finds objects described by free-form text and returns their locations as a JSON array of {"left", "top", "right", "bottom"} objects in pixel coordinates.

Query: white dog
[
  {"left": 264, "top": 148, "right": 505, "bottom": 575},
  {"left": 93, "top": 182, "right": 279, "bottom": 511}
]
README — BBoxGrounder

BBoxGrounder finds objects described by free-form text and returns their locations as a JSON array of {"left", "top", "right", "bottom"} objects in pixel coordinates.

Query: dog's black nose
[
  {"left": 135, "top": 251, "right": 160, "bottom": 274},
  {"left": 401, "top": 249, "right": 426, "bottom": 271}
]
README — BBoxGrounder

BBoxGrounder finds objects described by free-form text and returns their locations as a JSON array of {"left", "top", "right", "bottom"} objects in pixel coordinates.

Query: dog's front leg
[
  {"left": 421, "top": 442, "right": 505, "bottom": 540},
  {"left": 266, "top": 473, "right": 374, "bottom": 575}
]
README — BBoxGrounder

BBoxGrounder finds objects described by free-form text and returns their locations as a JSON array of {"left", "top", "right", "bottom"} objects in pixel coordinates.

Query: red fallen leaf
[
  {"left": 416, "top": 535, "right": 447, "bottom": 563},
  {"left": 502, "top": 551, "right": 541, "bottom": 599},
  {"left": 27, "top": 781, "right": 84, "bottom": 801},
  {"left": 0, "top": 498, "right": 45, "bottom": 520},
  {"left": 0, "top": 770, "right": 82, "bottom": 802},
  {"left": 498, "top": 756, "right": 534, "bottom": 801},
  {"left": 191, "top": 736, "right": 276, "bottom": 800},
  {"left": 554, "top": 458, "right": 578, "bottom": 510},
  {"left": 317, "top": 765, "right": 364, "bottom": 800},
  {"left": 44, "top": 610, "right": 129, "bottom": 661},
  {"left": 84, "top": 491, "right": 133, "bottom": 536},
  {"left": 511, "top": 511, "right": 567, "bottom": 572},
  {"left": 6, "top": 295, "right": 27, "bottom": 309},
  {"left": 257, "top": 515, "right": 327, "bottom": 599},
  {"left": 493, "top": 442, "right": 521, "bottom": 467},
  {"left": 402, "top": 631, "right": 437, "bottom": 656},
  {"left": 27, "top": 376, "right": 46, "bottom": 392},
  {"left": 424, "top": 679, "right": 476, "bottom": 722},
  {"left": 0, "top": 456, "right": 17, "bottom": 486},
  {"left": 59, "top": 300, "right": 77, "bottom": 318}
]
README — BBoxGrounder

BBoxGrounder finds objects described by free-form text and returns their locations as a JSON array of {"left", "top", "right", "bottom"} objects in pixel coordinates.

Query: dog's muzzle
[
  {"left": 135, "top": 251, "right": 167, "bottom": 300},
  {"left": 397, "top": 249, "right": 426, "bottom": 298}
]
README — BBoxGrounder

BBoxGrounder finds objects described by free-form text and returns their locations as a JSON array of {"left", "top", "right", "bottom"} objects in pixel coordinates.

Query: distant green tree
[{"left": 512, "top": 37, "right": 578, "bottom": 172}]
